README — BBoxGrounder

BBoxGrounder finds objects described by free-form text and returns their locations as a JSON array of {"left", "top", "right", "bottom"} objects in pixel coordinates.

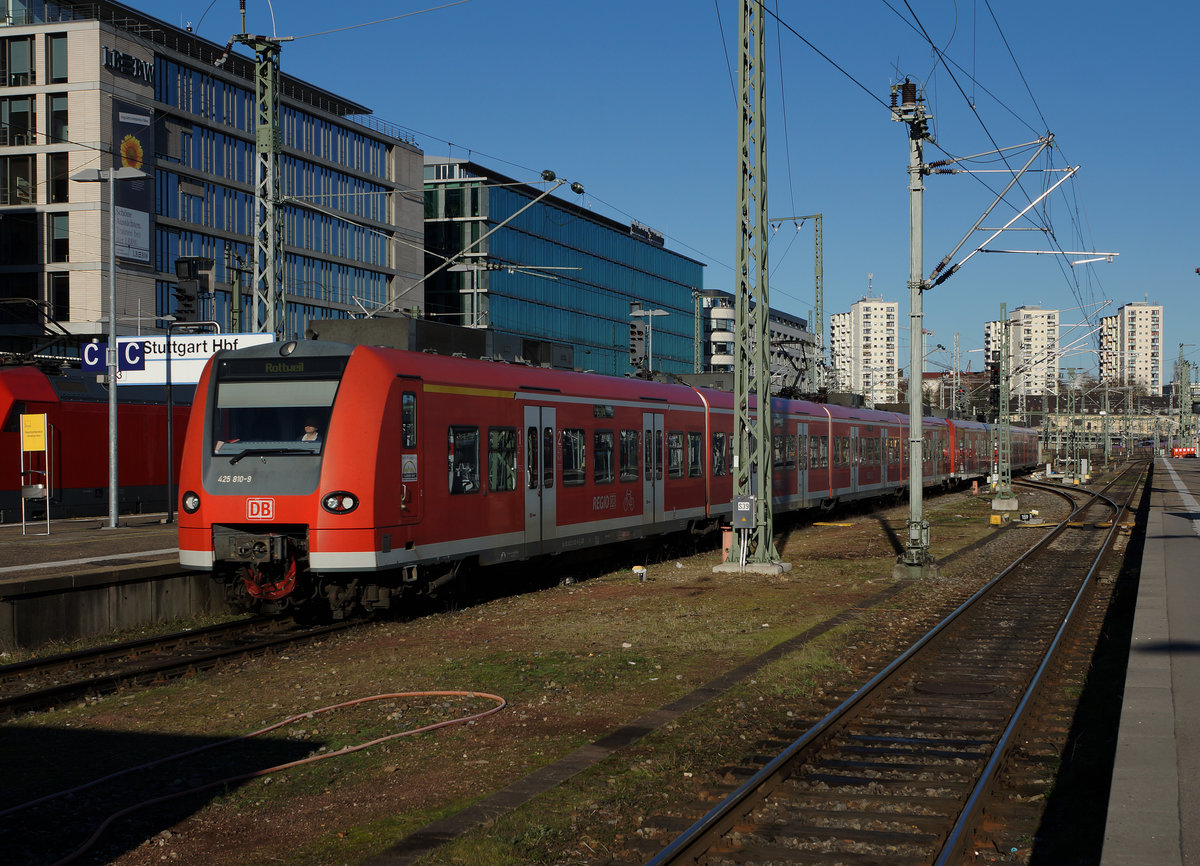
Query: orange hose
[{"left": 1, "top": 691, "right": 506, "bottom": 866}]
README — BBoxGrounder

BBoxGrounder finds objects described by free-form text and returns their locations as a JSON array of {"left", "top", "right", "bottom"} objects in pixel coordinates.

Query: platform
[
  {"left": 0, "top": 514, "right": 222, "bottom": 650},
  {"left": 1102, "top": 457, "right": 1200, "bottom": 865}
]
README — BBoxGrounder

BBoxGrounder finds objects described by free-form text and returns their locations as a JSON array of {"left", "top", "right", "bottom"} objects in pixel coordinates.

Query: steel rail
[
  {"left": 934, "top": 463, "right": 1145, "bottom": 863},
  {"left": 0, "top": 619, "right": 352, "bottom": 718},
  {"left": 647, "top": 463, "right": 1139, "bottom": 865}
]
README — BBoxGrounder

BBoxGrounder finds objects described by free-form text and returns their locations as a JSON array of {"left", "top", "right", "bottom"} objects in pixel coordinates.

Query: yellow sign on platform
[{"left": 21, "top": 413, "right": 47, "bottom": 452}]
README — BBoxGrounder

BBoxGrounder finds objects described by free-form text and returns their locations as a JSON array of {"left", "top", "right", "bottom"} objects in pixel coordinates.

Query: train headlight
[
  {"left": 182, "top": 491, "right": 201, "bottom": 513},
  {"left": 321, "top": 491, "right": 358, "bottom": 514}
]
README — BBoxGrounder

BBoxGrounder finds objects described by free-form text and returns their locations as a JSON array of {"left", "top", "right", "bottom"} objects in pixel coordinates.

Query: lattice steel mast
[
  {"left": 233, "top": 1, "right": 291, "bottom": 340},
  {"left": 725, "top": 0, "right": 781, "bottom": 568}
]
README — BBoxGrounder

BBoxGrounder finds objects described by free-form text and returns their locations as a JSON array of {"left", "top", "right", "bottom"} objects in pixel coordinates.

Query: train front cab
[{"left": 177, "top": 342, "right": 366, "bottom": 610}]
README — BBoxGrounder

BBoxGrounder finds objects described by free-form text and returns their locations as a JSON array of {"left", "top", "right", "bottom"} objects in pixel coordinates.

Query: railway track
[
  {"left": 0, "top": 617, "right": 355, "bottom": 718},
  {"left": 646, "top": 463, "right": 1144, "bottom": 866}
]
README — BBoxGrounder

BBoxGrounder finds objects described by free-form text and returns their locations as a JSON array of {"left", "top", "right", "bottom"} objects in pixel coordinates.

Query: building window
[
  {"left": 49, "top": 272, "right": 69, "bottom": 321},
  {"left": 0, "top": 154, "right": 35, "bottom": 204},
  {"left": 48, "top": 93, "right": 67, "bottom": 142},
  {"left": 0, "top": 94, "right": 35, "bottom": 145},
  {"left": 0, "top": 36, "right": 34, "bottom": 87},
  {"left": 0, "top": 273, "right": 36, "bottom": 310},
  {"left": 0, "top": 210, "right": 35, "bottom": 264},
  {"left": 48, "top": 151, "right": 67, "bottom": 202},
  {"left": 47, "top": 34, "right": 68, "bottom": 84},
  {"left": 49, "top": 213, "right": 67, "bottom": 262}
]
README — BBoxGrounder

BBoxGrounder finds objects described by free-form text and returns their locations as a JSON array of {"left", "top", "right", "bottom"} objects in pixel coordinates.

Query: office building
[
  {"left": 695, "top": 289, "right": 814, "bottom": 389},
  {"left": 0, "top": 0, "right": 423, "bottom": 350},
  {"left": 423, "top": 156, "right": 704, "bottom": 377}
]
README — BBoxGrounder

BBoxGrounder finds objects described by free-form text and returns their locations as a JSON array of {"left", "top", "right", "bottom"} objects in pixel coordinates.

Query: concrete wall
[{"left": 0, "top": 563, "right": 226, "bottom": 650}]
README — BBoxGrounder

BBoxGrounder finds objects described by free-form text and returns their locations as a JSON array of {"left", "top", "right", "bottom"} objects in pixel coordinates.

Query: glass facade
[
  {"left": 424, "top": 162, "right": 703, "bottom": 377},
  {"left": 0, "top": 7, "right": 419, "bottom": 342},
  {"left": 154, "top": 57, "right": 403, "bottom": 336}
]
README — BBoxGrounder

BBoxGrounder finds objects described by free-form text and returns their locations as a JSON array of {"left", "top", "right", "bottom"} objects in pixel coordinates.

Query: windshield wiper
[{"left": 229, "top": 447, "right": 316, "bottom": 465}]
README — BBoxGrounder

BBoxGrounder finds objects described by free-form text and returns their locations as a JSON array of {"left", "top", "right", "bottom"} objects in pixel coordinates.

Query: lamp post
[
  {"left": 72, "top": 166, "right": 149, "bottom": 529},
  {"left": 630, "top": 308, "right": 669, "bottom": 373}
]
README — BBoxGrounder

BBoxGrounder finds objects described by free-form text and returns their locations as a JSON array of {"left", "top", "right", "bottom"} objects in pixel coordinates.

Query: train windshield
[{"left": 211, "top": 355, "right": 345, "bottom": 457}]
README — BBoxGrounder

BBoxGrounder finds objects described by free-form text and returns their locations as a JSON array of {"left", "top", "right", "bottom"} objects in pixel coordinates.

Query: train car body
[
  {"left": 177, "top": 341, "right": 1040, "bottom": 617},
  {"left": 0, "top": 365, "right": 192, "bottom": 521}
]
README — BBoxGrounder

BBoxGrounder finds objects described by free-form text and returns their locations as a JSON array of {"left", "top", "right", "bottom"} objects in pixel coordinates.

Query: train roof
[{"left": 215, "top": 341, "right": 1037, "bottom": 433}]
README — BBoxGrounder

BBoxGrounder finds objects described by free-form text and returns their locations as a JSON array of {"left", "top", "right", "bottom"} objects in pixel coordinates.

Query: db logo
[{"left": 247, "top": 498, "right": 275, "bottom": 520}]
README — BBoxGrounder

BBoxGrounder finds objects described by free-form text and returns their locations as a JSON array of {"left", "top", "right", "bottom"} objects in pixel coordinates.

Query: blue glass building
[{"left": 423, "top": 158, "right": 704, "bottom": 377}]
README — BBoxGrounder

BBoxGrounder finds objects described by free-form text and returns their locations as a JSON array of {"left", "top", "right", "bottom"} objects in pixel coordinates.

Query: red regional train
[
  {"left": 0, "top": 365, "right": 192, "bottom": 521},
  {"left": 177, "top": 340, "right": 1040, "bottom": 618}
]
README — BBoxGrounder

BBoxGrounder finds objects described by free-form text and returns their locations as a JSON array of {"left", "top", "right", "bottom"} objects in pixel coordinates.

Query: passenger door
[
  {"left": 524, "top": 405, "right": 557, "bottom": 553},
  {"left": 850, "top": 426, "right": 860, "bottom": 490},
  {"left": 796, "top": 422, "right": 808, "bottom": 503},
  {"left": 642, "top": 412, "right": 665, "bottom": 526}
]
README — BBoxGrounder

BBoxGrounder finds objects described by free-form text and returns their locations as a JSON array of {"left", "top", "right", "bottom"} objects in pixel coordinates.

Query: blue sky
[{"left": 146, "top": 0, "right": 1198, "bottom": 380}]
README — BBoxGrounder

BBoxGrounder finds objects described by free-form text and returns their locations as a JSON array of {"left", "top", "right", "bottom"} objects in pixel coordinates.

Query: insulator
[{"left": 901, "top": 80, "right": 918, "bottom": 108}]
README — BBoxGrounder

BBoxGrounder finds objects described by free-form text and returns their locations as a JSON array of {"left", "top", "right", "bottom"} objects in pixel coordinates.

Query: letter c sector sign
[{"left": 80, "top": 339, "right": 146, "bottom": 374}]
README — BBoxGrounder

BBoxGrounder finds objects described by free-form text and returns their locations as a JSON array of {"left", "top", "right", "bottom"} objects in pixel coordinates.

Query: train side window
[
  {"left": 667, "top": 431, "right": 685, "bottom": 478},
  {"left": 562, "top": 428, "right": 585, "bottom": 486},
  {"left": 527, "top": 426, "right": 539, "bottom": 489},
  {"left": 619, "top": 430, "right": 639, "bottom": 482},
  {"left": 712, "top": 431, "right": 728, "bottom": 476},
  {"left": 401, "top": 391, "right": 417, "bottom": 448},
  {"left": 488, "top": 427, "right": 517, "bottom": 492},
  {"left": 819, "top": 435, "right": 829, "bottom": 468},
  {"left": 772, "top": 433, "right": 784, "bottom": 468},
  {"left": 655, "top": 430, "right": 664, "bottom": 480},
  {"left": 797, "top": 434, "right": 807, "bottom": 470},
  {"left": 687, "top": 431, "right": 703, "bottom": 477},
  {"left": 594, "top": 430, "right": 615, "bottom": 484},
  {"left": 542, "top": 426, "right": 554, "bottom": 488},
  {"left": 448, "top": 426, "right": 480, "bottom": 494}
]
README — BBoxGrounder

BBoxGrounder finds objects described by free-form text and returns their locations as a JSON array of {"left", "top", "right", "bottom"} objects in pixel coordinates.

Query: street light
[
  {"left": 630, "top": 308, "right": 669, "bottom": 373},
  {"left": 72, "top": 165, "right": 149, "bottom": 529}
]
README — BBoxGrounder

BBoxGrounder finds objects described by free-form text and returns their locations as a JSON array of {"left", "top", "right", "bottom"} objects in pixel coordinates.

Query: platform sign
[
  {"left": 82, "top": 333, "right": 274, "bottom": 385},
  {"left": 20, "top": 413, "right": 47, "bottom": 452}
]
